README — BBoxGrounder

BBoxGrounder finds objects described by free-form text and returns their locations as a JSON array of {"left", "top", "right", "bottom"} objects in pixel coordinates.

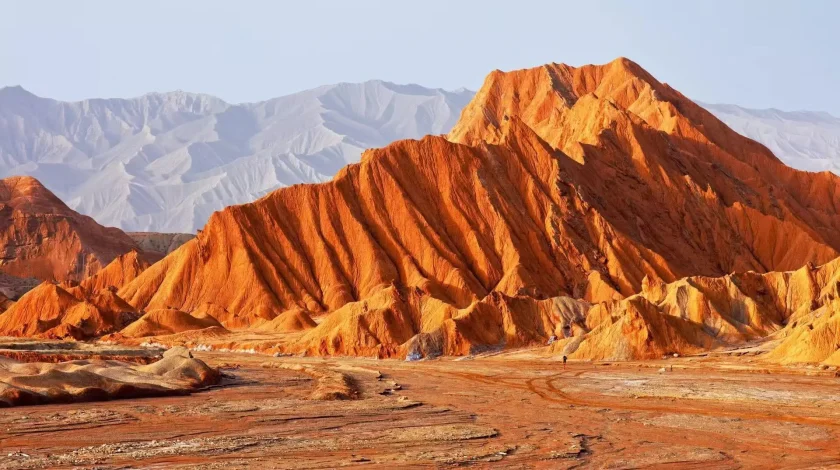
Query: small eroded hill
[{"left": 0, "top": 251, "right": 151, "bottom": 339}]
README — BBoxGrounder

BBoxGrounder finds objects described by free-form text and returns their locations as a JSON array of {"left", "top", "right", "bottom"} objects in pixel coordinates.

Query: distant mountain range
[
  {"left": 1, "top": 82, "right": 837, "bottom": 232},
  {"left": 0, "top": 83, "right": 473, "bottom": 232},
  {"left": 701, "top": 103, "right": 840, "bottom": 174}
]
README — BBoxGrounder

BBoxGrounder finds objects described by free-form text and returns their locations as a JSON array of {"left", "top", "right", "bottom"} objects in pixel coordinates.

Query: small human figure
[{"left": 562, "top": 355, "right": 568, "bottom": 369}]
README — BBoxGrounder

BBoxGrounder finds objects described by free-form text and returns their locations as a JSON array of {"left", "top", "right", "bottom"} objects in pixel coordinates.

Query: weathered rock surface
[
  {"left": 119, "top": 308, "right": 226, "bottom": 338},
  {"left": 0, "top": 282, "right": 140, "bottom": 340},
  {"left": 0, "top": 346, "right": 219, "bottom": 407}
]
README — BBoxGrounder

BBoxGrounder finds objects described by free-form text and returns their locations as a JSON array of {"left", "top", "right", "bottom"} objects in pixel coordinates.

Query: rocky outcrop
[
  {"left": 0, "top": 346, "right": 219, "bottom": 407},
  {"left": 550, "top": 257, "right": 840, "bottom": 362},
  {"left": 0, "top": 176, "right": 143, "bottom": 282}
]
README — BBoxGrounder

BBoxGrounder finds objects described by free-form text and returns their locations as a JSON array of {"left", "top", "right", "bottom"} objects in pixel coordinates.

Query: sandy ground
[{"left": 1, "top": 349, "right": 840, "bottom": 469}]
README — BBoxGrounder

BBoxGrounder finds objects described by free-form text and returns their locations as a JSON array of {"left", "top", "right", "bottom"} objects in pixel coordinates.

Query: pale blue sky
[{"left": 1, "top": 1, "right": 838, "bottom": 113}]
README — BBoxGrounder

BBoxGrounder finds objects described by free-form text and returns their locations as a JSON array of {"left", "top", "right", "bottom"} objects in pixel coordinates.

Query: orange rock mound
[
  {"left": 255, "top": 308, "right": 317, "bottom": 333},
  {"left": 119, "top": 308, "right": 225, "bottom": 338},
  {"left": 0, "top": 282, "right": 139, "bottom": 339},
  {"left": 0, "top": 250, "right": 156, "bottom": 340}
]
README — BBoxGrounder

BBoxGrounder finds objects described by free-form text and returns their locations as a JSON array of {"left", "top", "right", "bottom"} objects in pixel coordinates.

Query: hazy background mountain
[
  {"left": 0, "top": 83, "right": 473, "bottom": 232},
  {"left": 702, "top": 103, "right": 840, "bottom": 174},
  {"left": 1, "top": 83, "right": 838, "bottom": 233}
]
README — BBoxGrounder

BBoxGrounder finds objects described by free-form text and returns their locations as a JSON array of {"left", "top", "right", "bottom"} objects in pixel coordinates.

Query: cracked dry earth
[{"left": 2, "top": 353, "right": 840, "bottom": 468}]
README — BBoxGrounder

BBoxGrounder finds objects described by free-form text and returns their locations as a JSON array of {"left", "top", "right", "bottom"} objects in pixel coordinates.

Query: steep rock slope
[
  {"left": 0, "top": 176, "right": 142, "bottom": 282},
  {"left": 702, "top": 103, "right": 840, "bottom": 175},
  {"left": 0, "top": 83, "right": 473, "bottom": 232},
  {"left": 113, "top": 59, "right": 840, "bottom": 357}
]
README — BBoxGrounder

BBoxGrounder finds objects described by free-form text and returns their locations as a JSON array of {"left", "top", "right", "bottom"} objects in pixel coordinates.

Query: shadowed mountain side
[{"left": 0, "top": 176, "right": 144, "bottom": 282}]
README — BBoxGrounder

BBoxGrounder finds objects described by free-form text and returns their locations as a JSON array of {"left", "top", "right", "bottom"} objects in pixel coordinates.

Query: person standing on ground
[{"left": 563, "top": 355, "right": 567, "bottom": 369}]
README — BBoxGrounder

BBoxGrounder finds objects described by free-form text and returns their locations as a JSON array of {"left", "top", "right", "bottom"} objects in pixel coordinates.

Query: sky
[{"left": 1, "top": 1, "right": 838, "bottom": 114}]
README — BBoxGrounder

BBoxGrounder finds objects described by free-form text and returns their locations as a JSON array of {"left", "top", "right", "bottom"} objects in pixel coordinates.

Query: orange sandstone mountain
[
  {"left": 119, "top": 59, "right": 840, "bottom": 321},
  {"left": 0, "top": 177, "right": 152, "bottom": 331},
  {"left": 449, "top": 59, "right": 840, "bottom": 287},
  {"left": 6, "top": 58, "right": 840, "bottom": 362},
  {"left": 0, "top": 176, "right": 145, "bottom": 282}
]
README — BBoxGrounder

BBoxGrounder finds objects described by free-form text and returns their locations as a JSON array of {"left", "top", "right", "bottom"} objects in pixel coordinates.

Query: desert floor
[{"left": 2, "top": 349, "right": 840, "bottom": 469}]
